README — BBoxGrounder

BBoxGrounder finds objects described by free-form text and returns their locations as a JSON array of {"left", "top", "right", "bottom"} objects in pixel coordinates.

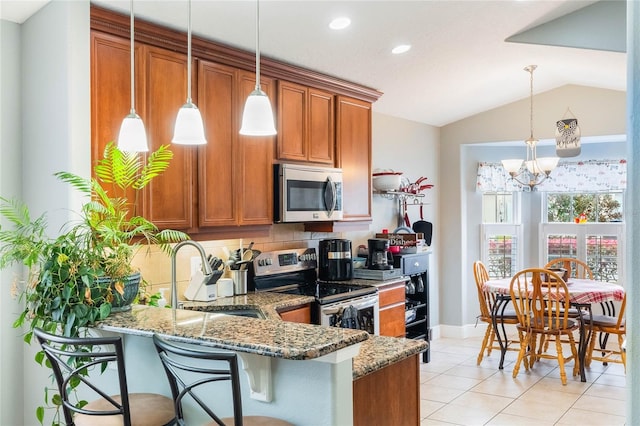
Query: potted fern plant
[
  {"left": 1, "top": 142, "right": 189, "bottom": 424},
  {"left": 1, "top": 141, "right": 189, "bottom": 338}
]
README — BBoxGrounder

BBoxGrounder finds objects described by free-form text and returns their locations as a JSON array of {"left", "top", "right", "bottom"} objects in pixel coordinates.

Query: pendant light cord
[
  {"left": 527, "top": 64, "right": 536, "bottom": 140},
  {"left": 129, "top": 0, "right": 135, "bottom": 114},
  {"left": 255, "top": 0, "right": 261, "bottom": 91},
  {"left": 187, "top": 0, "right": 192, "bottom": 103}
]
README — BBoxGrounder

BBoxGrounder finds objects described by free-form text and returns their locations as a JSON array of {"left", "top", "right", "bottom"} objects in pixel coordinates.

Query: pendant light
[
  {"left": 118, "top": 0, "right": 148, "bottom": 152},
  {"left": 172, "top": 0, "right": 207, "bottom": 145},
  {"left": 501, "top": 65, "right": 559, "bottom": 190},
  {"left": 239, "top": 0, "right": 276, "bottom": 136}
]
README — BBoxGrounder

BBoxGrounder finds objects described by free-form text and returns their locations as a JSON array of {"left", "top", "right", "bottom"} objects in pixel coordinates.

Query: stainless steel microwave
[{"left": 274, "top": 163, "right": 343, "bottom": 222}]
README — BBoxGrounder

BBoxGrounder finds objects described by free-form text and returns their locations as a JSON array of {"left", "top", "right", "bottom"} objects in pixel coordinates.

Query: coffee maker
[
  {"left": 367, "top": 238, "right": 394, "bottom": 270},
  {"left": 318, "top": 239, "right": 353, "bottom": 281}
]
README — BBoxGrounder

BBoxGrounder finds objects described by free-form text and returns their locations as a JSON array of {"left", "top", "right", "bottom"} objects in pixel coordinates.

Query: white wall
[
  {"left": 440, "top": 85, "right": 626, "bottom": 330},
  {"left": 0, "top": 17, "right": 26, "bottom": 426},
  {"left": 0, "top": 1, "right": 91, "bottom": 424}
]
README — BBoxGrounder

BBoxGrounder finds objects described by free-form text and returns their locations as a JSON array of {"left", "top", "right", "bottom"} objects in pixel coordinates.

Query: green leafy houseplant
[{"left": 0, "top": 142, "right": 188, "bottom": 424}]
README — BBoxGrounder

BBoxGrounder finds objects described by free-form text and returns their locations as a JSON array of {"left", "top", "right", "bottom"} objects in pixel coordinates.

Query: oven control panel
[{"left": 253, "top": 248, "right": 317, "bottom": 276}]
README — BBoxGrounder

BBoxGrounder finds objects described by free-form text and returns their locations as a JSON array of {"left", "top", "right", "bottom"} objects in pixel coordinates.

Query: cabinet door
[
  {"left": 141, "top": 45, "right": 195, "bottom": 230},
  {"left": 279, "top": 304, "right": 312, "bottom": 323},
  {"left": 236, "top": 70, "right": 275, "bottom": 225},
  {"left": 308, "top": 88, "right": 335, "bottom": 164},
  {"left": 336, "top": 96, "right": 372, "bottom": 221},
  {"left": 277, "top": 81, "right": 307, "bottom": 162},
  {"left": 378, "top": 283, "right": 406, "bottom": 337},
  {"left": 197, "top": 61, "right": 237, "bottom": 227},
  {"left": 379, "top": 304, "right": 406, "bottom": 338},
  {"left": 91, "top": 32, "right": 131, "bottom": 164}
]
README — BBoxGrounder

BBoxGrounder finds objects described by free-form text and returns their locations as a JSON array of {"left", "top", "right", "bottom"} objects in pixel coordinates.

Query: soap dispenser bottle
[{"left": 157, "top": 288, "right": 168, "bottom": 308}]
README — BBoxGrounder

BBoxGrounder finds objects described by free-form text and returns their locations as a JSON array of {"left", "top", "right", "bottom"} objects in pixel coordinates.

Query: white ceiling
[{"left": 2, "top": 0, "right": 627, "bottom": 127}]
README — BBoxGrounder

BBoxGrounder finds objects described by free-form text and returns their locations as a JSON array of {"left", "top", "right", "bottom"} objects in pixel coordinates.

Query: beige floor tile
[
  {"left": 500, "top": 398, "right": 569, "bottom": 424},
  {"left": 470, "top": 374, "right": 537, "bottom": 399},
  {"left": 428, "top": 403, "right": 500, "bottom": 425},
  {"left": 419, "top": 398, "right": 446, "bottom": 418},
  {"left": 427, "top": 373, "right": 483, "bottom": 391},
  {"left": 420, "top": 370, "right": 441, "bottom": 383},
  {"left": 517, "top": 386, "right": 581, "bottom": 406},
  {"left": 530, "top": 376, "right": 591, "bottom": 395},
  {"left": 421, "top": 383, "right": 467, "bottom": 403},
  {"left": 555, "top": 407, "right": 626, "bottom": 425},
  {"left": 420, "top": 418, "right": 456, "bottom": 426},
  {"left": 594, "top": 372, "right": 626, "bottom": 388},
  {"left": 441, "top": 364, "right": 499, "bottom": 380},
  {"left": 572, "top": 394, "right": 626, "bottom": 416},
  {"left": 449, "top": 391, "right": 514, "bottom": 412},
  {"left": 584, "top": 383, "right": 627, "bottom": 401},
  {"left": 485, "top": 413, "right": 555, "bottom": 426}
]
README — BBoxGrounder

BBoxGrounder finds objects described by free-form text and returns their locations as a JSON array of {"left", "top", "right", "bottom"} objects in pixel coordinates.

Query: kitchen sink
[{"left": 207, "top": 309, "right": 265, "bottom": 319}]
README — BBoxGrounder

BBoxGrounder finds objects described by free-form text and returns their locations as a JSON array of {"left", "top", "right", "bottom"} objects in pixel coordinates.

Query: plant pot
[{"left": 97, "top": 272, "right": 141, "bottom": 313}]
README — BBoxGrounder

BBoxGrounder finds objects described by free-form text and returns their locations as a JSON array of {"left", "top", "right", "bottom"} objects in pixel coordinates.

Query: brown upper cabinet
[
  {"left": 196, "top": 62, "right": 275, "bottom": 228},
  {"left": 90, "top": 5, "right": 381, "bottom": 234},
  {"left": 336, "top": 96, "right": 372, "bottom": 222},
  {"left": 277, "top": 81, "right": 335, "bottom": 165}
]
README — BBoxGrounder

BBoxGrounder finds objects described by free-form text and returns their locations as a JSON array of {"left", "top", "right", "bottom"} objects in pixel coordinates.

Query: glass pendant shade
[
  {"left": 172, "top": 102, "right": 207, "bottom": 145},
  {"left": 536, "top": 157, "right": 560, "bottom": 173},
  {"left": 501, "top": 159, "right": 524, "bottom": 174},
  {"left": 118, "top": 112, "right": 148, "bottom": 152},
  {"left": 239, "top": 89, "right": 277, "bottom": 136}
]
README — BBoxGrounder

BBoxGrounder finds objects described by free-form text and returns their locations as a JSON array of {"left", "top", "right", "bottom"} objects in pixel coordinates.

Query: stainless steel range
[{"left": 252, "top": 248, "right": 379, "bottom": 334}]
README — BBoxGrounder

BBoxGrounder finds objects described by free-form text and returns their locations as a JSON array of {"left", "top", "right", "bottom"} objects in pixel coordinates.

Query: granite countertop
[
  {"left": 353, "top": 336, "right": 427, "bottom": 380},
  {"left": 99, "top": 287, "right": 427, "bottom": 380},
  {"left": 98, "top": 304, "right": 368, "bottom": 360},
  {"left": 180, "top": 292, "right": 316, "bottom": 320}
]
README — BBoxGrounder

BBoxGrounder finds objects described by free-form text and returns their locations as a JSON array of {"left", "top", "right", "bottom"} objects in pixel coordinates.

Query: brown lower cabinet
[
  {"left": 378, "top": 280, "right": 407, "bottom": 338},
  {"left": 277, "top": 304, "right": 311, "bottom": 323},
  {"left": 353, "top": 354, "right": 420, "bottom": 426}
]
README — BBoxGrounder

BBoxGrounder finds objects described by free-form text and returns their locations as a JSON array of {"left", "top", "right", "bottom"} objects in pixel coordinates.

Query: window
[
  {"left": 481, "top": 193, "right": 521, "bottom": 278},
  {"left": 543, "top": 192, "right": 624, "bottom": 283},
  {"left": 546, "top": 192, "right": 623, "bottom": 223},
  {"left": 482, "top": 193, "right": 514, "bottom": 223}
]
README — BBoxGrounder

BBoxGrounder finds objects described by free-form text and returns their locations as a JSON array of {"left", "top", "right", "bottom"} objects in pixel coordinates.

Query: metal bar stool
[
  {"left": 33, "top": 328, "right": 175, "bottom": 426},
  {"left": 153, "top": 334, "right": 292, "bottom": 426}
]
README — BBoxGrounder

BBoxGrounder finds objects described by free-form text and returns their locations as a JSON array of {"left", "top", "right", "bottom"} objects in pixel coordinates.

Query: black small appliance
[
  {"left": 318, "top": 239, "right": 353, "bottom": 281},
  {"left": 367, "top": 238, "right": 393, "bottom": 270}
]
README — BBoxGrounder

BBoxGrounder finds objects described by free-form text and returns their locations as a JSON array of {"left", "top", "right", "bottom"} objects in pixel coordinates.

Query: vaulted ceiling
[{"left": 2, "top": 0, "right": 627, "bottom": 127}]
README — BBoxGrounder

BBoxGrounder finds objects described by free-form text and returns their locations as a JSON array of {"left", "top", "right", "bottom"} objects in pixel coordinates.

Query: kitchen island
[{"left": 96, "top": 295, "right": 426, "bottom": 425}]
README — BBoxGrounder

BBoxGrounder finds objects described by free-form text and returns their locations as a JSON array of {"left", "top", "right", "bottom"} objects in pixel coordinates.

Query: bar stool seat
[
  {"left": 210, "top": 416, "right": 293, "bottom": 426},
  {"left": 75, "top": 393, "right": 175, "bottom": 426}
]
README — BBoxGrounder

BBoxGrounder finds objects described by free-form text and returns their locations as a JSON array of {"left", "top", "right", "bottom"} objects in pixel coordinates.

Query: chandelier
[{"left": 501, "top": 65, "right": 559, "bottom": 190}]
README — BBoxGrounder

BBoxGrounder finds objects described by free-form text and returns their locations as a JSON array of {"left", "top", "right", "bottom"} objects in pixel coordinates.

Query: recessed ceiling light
[
  {"left": 329, "top": 17, "right": 351, "bottom": 30},
  {"left": 392, "top": 44, "right": 411, "bottom": 54}
]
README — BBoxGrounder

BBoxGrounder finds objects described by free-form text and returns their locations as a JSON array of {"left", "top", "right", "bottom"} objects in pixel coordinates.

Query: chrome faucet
[{"left": 171, "top": 241, "right": 213, "bottom": 312}]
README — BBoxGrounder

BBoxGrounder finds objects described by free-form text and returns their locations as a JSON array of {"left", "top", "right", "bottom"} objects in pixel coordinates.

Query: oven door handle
[{"left": 323, "top": 297, "right": 377, "bottom": 314}]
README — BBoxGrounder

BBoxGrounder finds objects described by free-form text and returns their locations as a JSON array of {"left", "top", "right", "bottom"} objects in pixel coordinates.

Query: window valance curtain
[{"left": 476, "top": 159, "right": 627, "bottom": 193}]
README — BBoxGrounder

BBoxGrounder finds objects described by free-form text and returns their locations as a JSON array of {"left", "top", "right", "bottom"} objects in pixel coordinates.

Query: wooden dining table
[{"left": 483, "top": 277, "right": 625, "bottom": 382}]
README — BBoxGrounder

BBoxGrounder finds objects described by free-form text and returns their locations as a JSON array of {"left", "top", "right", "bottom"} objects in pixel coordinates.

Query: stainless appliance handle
[
  {"left": 322, "top": 295, "right": 377, "bottom": 315},
  {"left": 324, "top": 176, "right": 337, "bottom": 218}
]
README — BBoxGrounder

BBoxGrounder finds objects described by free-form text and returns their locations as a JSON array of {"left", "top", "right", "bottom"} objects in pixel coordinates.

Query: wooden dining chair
[
  {"left": 472, "top": 261, "right": 519, "bottom": 365},
  {"left": 509, "top": 268, "right": 580, "bottom": 385},
  {"left": 544, "top": 257, "right": 594, "bottom": 279},
  {"left": 585, "top": 293, "right": 627, "bottom": 372},
  {"left": 33, "top": 328, "right": 175, "bottom": 426}
]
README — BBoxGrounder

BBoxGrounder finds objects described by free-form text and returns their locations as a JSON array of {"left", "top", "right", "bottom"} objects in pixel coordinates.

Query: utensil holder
[{"left": 230, "top": 269, "right": 248, "bottom": 295}]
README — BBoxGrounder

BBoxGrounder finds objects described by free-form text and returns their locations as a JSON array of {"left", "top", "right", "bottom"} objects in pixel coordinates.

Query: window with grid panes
[
  {"left": 481, "top": 193, "right": 521, "bottom": 279},
  {"left": 543, "top": 192, "right": 624, "bottom": 283}
]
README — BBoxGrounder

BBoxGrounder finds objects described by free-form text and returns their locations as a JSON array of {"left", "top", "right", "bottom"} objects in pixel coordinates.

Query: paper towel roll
[{"left": 217, "top": 278, "right": 234, "bottom": 297}]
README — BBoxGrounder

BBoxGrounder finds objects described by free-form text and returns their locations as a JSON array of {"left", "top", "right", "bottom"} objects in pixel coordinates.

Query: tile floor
[{"left": 419, "top": 335, "right": 627, "bottom": 425}]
